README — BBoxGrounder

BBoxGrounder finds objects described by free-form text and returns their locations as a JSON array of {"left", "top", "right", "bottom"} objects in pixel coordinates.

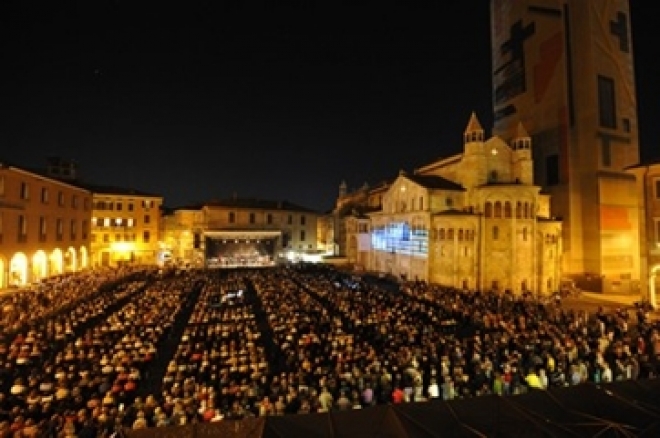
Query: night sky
[{"left": 1, "top": 1, "right": 657, "bottom": 212}]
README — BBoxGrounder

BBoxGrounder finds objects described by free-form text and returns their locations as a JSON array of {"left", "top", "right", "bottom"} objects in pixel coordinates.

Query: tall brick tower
[{"left": 490, "top": 0, "right": 641, "bottom": 293}]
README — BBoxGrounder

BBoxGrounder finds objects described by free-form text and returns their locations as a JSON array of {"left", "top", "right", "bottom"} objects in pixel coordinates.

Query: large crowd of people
[{"left": 0, "top": 263, "right": 658, "bottom": 436}]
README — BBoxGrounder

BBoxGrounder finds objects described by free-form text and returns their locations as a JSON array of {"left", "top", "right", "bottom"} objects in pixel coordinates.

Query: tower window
[
  {"left": 494, "top": 201, "right": 502, "bottom": 218},
  {"left": 609, "top": 12, "right": 630, "bottom": 53},
  {"left": 598, "top": 75, "right": 617, "bottom": 129},
  {"left": 485, "top": 202, "right": 493, "bottom": 218}
]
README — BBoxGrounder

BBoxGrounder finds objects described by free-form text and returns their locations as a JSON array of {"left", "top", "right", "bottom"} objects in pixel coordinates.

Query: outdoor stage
[{"left": 203, "top": 230, "right": 281, "bottom": 269}]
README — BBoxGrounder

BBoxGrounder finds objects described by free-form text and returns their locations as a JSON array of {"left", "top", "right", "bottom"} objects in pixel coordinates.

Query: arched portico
[
  {"left": 50, "top": 249, "right": 63, "bottom": 275},
  {"left": 650, "top": 264, "right": 660, "bottom": 309},
  {"left": 32, "top": 250, "right": 48, "bottom": 282},
  {"left": 79, "top": 246, "right": 89, "bottom": 270},
  {"left": 64, "top": 247, "right": 77, "bottom": 272},
  {"left": 9, "top": 253, "right": 28, "bottom": 287},
  {"left": 0, "top": 257, "right": 6, "bottom": 288}
]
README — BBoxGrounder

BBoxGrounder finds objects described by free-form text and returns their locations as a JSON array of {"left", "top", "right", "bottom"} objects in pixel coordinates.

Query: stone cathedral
[{"left": 335, "top": 113, "right": 562, "bottom": 295}]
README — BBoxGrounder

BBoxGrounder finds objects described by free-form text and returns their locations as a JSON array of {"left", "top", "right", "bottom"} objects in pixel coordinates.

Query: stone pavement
[
  {"left": 0, "top": 285, "right": 32, "bottom": 296},
  {"left": 580, "top": 291, "right": 640, "bottom": 307},
  {"left": 0, "top": 286, "right": 22, "bottom": 296},
  {"left": 578, "top": 291, "right": 660, "bottom": 322}
]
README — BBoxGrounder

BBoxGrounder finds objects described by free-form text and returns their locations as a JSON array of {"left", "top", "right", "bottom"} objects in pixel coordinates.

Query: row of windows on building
[
  {"left": 91, "top": 231, "right": 151, "bottom": 243},
  {"left": 369, "top": 222, "right": 560, "bottom": 244},
  {"left": 434, "top": 244, "right": 555, "bottom": 259},
  {"left": 93, "top": 200, "right": 155, "bottom": 211},
  {"left": 282, "top": 230, "right": 308, "bottom": 242},
  {"left": 0, "top": 179, "right": 91, "bottom": 210},
  {"left": 393, "top": 195, "right": 534, "bottom": 219},
  {"left": 226, "top": 212, "right": 308, "bottom": 225},
  {"left": 91, "top": 216, "right": 152, "bottom": 228},
  {"left": 434, "top": 227, "right": 558, "bottom": 243},
  {"left": 0, "top": 176, "right": 160, "bottom": 213},
  {"left": 417, "top": 278, "right": 522, "bottom": 292},
  {"left": 389, "top": 196, "right": 427, "bottom": 213},
  {"left": 372, "top": 241, "right": 556, "bottom": 261},
  {"left": 484, "top": 201, "right": 536, "bottom": 219},
  {"left": 387, "top": 180, "right": 660, "bottom": 216},
  {"left": 0, "top": 215, "right": 88, "bottom": 243}
]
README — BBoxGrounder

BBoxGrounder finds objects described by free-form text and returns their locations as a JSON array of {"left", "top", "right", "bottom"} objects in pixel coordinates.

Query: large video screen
[{"left": 371, "top": 222, "right": 427, "bottom": 257}]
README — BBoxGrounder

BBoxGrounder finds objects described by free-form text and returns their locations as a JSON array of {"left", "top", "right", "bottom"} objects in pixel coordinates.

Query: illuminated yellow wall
[
  {"left": 161, "top": 209, "right": 202, "bottom": 264},
  {"left": 0, "top": 165, "right": 92, "bottom": 287},
  {"left": 627, "top": 162, "right": 660, "bottom": 301},
  {"left": 90, "top": 192, "right": 163, "bottom": 267}
]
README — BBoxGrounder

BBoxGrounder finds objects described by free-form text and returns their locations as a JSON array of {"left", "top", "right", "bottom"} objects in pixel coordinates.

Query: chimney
[{"left": 46, "top": 156, "right": 77, "bottom": 181}]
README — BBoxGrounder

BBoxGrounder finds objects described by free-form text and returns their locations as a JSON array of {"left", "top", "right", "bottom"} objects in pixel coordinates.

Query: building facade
[
  {"left": 161, "top": 207, "right": 202, "bottom": 266},
  {"left": 490, "top": 0, "right": 641, "bottom": 293},
  {"left": 87, "top": 186, "right": 164, "bottom": 267},
  {"left": 162, "top": 198, "right": 321, "bottom": 266},
  {"left": 332, "top": 181, "right": 386, "bottom": 261},
  {"left": 0, "top": 162, "right": 92, "bottom": 288},
  {"left": 316, "top": 214, "right": 336, "bottom": 256},
  {"left": 627, "top": 161, "right": 660, "bottom": 306},
  {"left": 338, "top": 114, "right": 562, "bottom": 295}
]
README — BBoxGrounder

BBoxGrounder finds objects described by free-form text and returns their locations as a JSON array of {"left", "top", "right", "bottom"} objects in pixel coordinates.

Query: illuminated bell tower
[
  {"left": 511, "top": 121, "right": 533, "bottom": 186},
  {"left": 461, "top": 111, "right": 488, "bottom": 190}
]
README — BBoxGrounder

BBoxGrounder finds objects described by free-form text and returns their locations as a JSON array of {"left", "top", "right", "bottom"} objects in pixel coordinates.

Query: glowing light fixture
[{"left": 111, "top": 242, "right": 134, "bottom": 252}]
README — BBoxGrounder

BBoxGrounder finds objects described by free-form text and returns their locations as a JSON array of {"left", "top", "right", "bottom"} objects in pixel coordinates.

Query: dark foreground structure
[{"left": 125, "top": 379, "right": 660, "bottom": 438}]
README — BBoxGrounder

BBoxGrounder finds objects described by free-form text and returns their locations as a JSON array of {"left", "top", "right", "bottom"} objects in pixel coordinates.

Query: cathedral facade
[{"left": 339, "top": 113, "right": 562, "bottom": 295}]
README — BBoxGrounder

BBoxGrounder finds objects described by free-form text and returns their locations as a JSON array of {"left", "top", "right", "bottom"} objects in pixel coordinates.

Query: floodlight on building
[{"left": 111, "top": 242, "right": 134, "bottom": 253}]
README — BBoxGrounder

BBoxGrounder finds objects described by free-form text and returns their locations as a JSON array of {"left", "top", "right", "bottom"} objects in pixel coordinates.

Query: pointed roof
[
  {"left": 514, "top": 121, "right": 530, "bottom": 139},
  {"left": 404, "top": 174, "right": 465, "bottom": 191},
  {"left": 464, "top": 111, "right": 484, "bottom": 135}
]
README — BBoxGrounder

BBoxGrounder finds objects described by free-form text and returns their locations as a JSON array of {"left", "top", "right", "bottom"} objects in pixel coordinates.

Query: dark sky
[{"left": 1, "top": 1, "right": 657, "bottom": 212}]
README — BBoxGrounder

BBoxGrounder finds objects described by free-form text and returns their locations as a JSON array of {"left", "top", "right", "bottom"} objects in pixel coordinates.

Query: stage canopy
[{"left": 203, "top": 230, "right": 281, "bottom": 267}]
